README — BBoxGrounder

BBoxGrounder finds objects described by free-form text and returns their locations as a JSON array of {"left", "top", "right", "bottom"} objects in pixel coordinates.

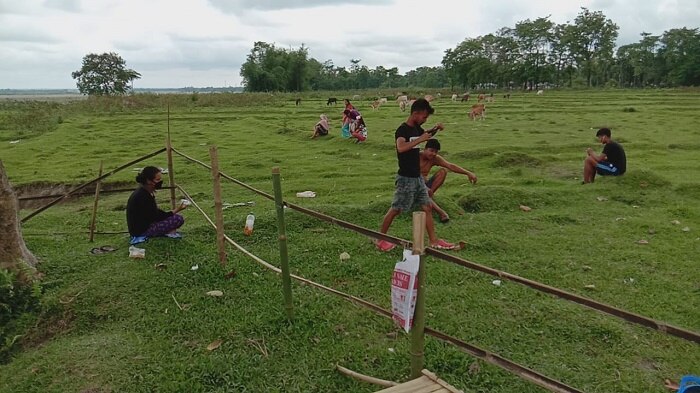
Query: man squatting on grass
[
  {"left": 376, "top": 99, "right": 456, "bottom": 252},
  {"left": 420, "top": 138, "right": 477, "bottom": 223},
  {"left": 583, "top": 127, "right": 626, "bottom": 184}
]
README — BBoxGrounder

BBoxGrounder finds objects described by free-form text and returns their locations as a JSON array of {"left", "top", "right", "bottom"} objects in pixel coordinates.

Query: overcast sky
[{"left": 1, "top": 0, "right": 698, "bottom": 89}]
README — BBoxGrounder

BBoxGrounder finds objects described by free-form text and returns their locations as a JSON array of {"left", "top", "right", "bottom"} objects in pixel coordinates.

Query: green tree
[
  {"left": 515, "top": 16, "right": 554, "bottom": 89},
  {"left": 568, "top": 8, "right": 618, "bottom": 86},
  {"left": 71, "top": 52, "right": 141, "bottom": 96},
  {"left": 659, "top": 28, "right": 700, "bottom": 86}
]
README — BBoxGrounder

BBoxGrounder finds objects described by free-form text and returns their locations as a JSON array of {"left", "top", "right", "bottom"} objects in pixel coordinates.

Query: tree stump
[{"left": 0, "top": 160, "right": 37, "bottom": 283}]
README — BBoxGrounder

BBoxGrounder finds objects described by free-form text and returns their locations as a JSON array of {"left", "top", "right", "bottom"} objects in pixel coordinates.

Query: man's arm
[
  {"left": 396, "top": 133, "right": 431, "bottom": 153},
  {"left": 434, "top": 155, "right": 477, "bottom": 184},
  {"left": 396, "top": 123, "right": 444, "bottom": 153},
  {"left": 586, "top": 147, "right": 607, "bottom": 162}
]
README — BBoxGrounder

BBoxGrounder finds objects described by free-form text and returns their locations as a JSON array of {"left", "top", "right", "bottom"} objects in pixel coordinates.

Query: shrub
[{"left": 0, "top": 268, "right": 41, "bottom": 363}]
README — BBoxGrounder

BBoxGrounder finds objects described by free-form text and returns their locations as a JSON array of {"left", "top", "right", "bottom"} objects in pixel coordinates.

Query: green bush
[{"left": 0, "top": 268, "right": 41, "bottom": 363}]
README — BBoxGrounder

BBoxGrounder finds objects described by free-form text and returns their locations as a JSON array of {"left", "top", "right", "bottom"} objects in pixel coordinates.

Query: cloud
[
  {"left": 43, "top": 0, "right": 81, "bottom": 12},
  {"left": 0, "top": 26, "right": 60, "bottom": 43},
  {"left": 208, "top": 0, "right": 391, "bottom": 12}
]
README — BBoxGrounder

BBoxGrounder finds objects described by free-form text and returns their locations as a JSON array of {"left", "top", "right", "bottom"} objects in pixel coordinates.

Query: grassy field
[{"left": 0, "top": 89, "right": 699, "bottom": 392}]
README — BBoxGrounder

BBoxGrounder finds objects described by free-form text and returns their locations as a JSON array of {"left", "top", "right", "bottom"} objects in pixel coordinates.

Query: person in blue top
[
  {"left": 583, "top": 127, "right": 626, "bottom": 184},
  {"left": 126, "top": 166, "right": 187, "bottom": 245}
]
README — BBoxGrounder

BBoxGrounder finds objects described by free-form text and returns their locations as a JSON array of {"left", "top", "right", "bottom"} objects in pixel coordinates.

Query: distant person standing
[
  {"left": 126, "top": 166, "right": 187, "bottom": 245},
  {"left": 376, "top": 99, "right": 456, "bottom": 252},
  {"left": 583, "top": 127, "right": 626, "bottom": 184}
]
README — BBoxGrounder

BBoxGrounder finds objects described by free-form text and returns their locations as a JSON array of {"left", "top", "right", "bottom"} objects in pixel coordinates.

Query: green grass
[{"left": 1, "top": 89, "right": 699, "bottom": 392}]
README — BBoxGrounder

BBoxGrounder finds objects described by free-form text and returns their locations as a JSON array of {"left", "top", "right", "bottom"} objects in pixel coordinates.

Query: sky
[{"left": 1, "top": 0, "right": 698, "bottom": 89}]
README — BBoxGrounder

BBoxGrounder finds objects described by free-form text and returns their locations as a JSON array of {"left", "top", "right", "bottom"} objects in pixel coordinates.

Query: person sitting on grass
[
  {"left": 583, "top": 127, "right": 626, "bottom": 184},
  {"left": 126, "top": 166, "right": 187, "bottom": 245},
  {"left": 349, "top": 114, "right": 368, "bottom": 143},
  {"left": 375, "top": 98, "right": 456, "bottom": 252},
  {"left": 311, "top": 114, "right": 330, "bottom": 138},
  {"left": 420, "top": 138, "right": 477, "bottom": 223}
]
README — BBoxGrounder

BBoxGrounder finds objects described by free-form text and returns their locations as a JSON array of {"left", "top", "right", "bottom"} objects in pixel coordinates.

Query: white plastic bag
[
  {"left": 128, "top": 246, "right": 145, "bottom": 259},
  {"left": 391, "top": 249, "right": 420, "bottom": 333}
]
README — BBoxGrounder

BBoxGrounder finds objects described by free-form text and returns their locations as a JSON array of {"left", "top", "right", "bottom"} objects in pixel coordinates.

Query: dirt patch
[{"left": 19, "top": 305, "right": 75, "bottom": 351}]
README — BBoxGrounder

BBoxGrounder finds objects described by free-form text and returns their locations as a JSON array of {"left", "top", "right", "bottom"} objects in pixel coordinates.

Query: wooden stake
[
  {"left": 272, "top": 167, "right": 294, "bottom": 321},
  {"left": 410, "top": 211, "right": 426, "bottom": 379},
  {"left": 209, "top": 146, "right": 226, "bottom": 266},
  {"left": 88, "top": 161, "right": 103, "bottom": 242},
  {"left": 166, "top": 104, "right": 176, "bottom": 210}
]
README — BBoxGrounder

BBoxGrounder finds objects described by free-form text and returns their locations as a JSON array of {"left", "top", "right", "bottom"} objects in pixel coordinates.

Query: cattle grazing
[
  {"left": 352, "top": 94, "right": 361, "bottom": 100},
  {"left": 399, "top": 100, "right": 407, "bottom": 112},
  {"left": 295, "top": 98, "right": 301, "bottom": 106},
  {"left": 379, "top": 97, "right": 388, "bottom": 104},
  {"left": 396, "top": 95, "right": 408, "bottom": 103},
  {"left": 485, "top": 95, "right": 495, "bottom": 103},
  {"left": 424, "top": 94, "right": 434, "bottom": 102},
  {"left": 469, "top": 103, "right": 486, "bottom": 120},
  {"left": 370, "top": 100, "right": 381, "bottom": 110},
  {"left": 503, "top": 93, "right": 511, "bottom": 100},
  {"left": 327, "top": 97, "right": 338, "bottom": 105},
  {"left": 477, "top": 94, "right": 486, "bottom": 102},
  {"left": 461, "top": 93, "right": 470, "bottom": 102},
  {"left": 451, "top": 94, "right": 458, "bottom": 102},
  {"left": 536, "top": 90, "right": 544, "bottom": 95}
]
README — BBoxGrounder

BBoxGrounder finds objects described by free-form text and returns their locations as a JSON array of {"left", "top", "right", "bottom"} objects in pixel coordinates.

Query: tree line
[
  {"left": 70, "top": 8, "right": 699, "bottom": 96},
  {"left": 240, "top": 7, "right": 700, "bottom": 92}
]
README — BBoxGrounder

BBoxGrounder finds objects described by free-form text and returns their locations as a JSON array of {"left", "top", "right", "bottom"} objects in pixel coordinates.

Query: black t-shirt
[
  {"left": 126, "top": 186, "right": 172, "bottom": 236},
  {"left": 602, "top": 141, "right": 626, "bottom": 174},
  {"left": 395, "top": 123, "right": 424, "bottom": 177}
]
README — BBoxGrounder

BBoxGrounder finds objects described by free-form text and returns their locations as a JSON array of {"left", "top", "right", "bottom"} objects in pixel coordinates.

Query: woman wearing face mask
[{"left": 126, "top": 166, "right": 186, "bottom": 245}]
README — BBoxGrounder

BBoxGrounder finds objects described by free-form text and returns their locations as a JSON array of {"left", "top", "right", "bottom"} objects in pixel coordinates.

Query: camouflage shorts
[{"left": 391, "top": 175, "right": 431, "bottom": 212}]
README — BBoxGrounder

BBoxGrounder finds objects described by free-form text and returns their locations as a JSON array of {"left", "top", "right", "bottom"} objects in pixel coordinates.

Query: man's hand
[
  {"left": 467, "top": 172, "right": 477, "bottom": 184},
  {"left": 586, "top": 147, "right": 594, "bottom": 156}
]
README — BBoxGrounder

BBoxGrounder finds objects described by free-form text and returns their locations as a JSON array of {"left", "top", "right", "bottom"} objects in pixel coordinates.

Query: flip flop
[
  {"left": 440, "top": 216, "right": 450, "bottom": 223},
  {"left": 89, "top": 245, "right": 117, "bottom": 255}
]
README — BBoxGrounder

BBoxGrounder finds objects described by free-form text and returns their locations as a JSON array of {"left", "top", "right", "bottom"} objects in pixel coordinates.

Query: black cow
[
  {"left": 295, "top": 98, "right": 301, "bottom": 106},
  {"left": 326, "top": 97, "right": 337, "bottom": 106}
]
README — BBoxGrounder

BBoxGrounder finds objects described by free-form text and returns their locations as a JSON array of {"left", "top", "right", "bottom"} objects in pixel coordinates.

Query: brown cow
[
  {"left": 469, "top": 103, "right": 486, "bottom": 120},
  {"left": 460, "top": 93, "right": 470, "bottom": 102}
]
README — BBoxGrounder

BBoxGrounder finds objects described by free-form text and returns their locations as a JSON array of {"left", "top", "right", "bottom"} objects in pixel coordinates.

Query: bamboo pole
[
  {"left": 410, "top": 211, "right": 427, "bottom": 379},
  {"left": 21, "top": 148, "right": 166, "bottom": 223},
  {"left": 18, "top": 186, "right": 175, "bottom": 202},
  {"left": 209, "top": 146, "right": 227, "bottom": 266},
  {"left": 272, "top": 167, "right": 294, "bottom": 321},
  {"left": 166, "top": 104, "right": 176, "bottom": 210},
  {"left": 88, "top": 161, "right": 104, "bottom": 242}
]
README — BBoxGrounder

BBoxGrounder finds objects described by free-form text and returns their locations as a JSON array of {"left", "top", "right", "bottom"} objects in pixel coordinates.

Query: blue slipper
[
  {"left": 129, "top": 236, "right": 148, "bottom": 245},
  {"left": 165, "top": 232, "right": 182, "bottom": 239}
]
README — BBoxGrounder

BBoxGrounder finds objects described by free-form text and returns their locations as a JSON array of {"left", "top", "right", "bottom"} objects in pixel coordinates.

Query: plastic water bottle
[{"left": 244, "top": 213, "right": 255, "bottom": 236}]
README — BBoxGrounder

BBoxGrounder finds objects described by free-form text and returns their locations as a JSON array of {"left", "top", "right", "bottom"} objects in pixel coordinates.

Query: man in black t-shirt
[
  {"left": 583, "top": 127, "right": 626, "bottom": 184},
  {"left": 376, "top": 99, "right": 456, "bottom": 251}
]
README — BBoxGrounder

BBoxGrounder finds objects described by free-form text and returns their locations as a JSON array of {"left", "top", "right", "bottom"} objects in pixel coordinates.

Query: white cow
[
  {"left": 451, "top": 94, "right": 458, "bottom": 102},
  {"left": 536, "top": 90, "right": 544, "bottom": 95}
]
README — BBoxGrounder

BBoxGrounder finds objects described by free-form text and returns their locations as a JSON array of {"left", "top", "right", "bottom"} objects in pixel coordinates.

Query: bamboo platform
[{"left": 374, "top": 370, "right": 463, "bottom": 393}]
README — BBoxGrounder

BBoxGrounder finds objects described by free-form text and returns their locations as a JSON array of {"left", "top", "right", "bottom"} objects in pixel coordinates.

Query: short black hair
[
  {"left": 411, "top": 98, "right": 434, "bottom": 115},
  {"left": 596, "top": 127, "right": 611, "bottom": 137},
  {"left": 136, "top": 166, "right": 161, "bottom": 185},
  {"left": 425, "top": 138, "right": 441, "bottom": 151}
]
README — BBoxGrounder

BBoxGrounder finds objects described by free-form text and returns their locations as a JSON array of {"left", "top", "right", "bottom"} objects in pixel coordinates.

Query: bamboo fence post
[
  {"left": 209, "top": 146, "right": 227, "bottom": 266},
  {"left": 272, "top": 167, "right": 294, "bottom": 321},
  {"left": 166, "top": 104, "right": 176, "bottom": 210},
  {"left": 410, "top": 211, "right": 427, "bottom": 379},
  {"left": 88, "top": 161, "right": 104, "bottom": 242}
]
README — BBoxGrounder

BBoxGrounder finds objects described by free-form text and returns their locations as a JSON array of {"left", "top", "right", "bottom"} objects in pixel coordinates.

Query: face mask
[{"left": 154, "top": 180, "right": 163, "bottom": 189}]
